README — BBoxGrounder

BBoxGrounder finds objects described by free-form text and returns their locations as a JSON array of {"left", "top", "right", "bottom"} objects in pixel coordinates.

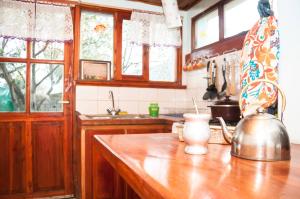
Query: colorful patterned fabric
[{"left": 240, "top": 16, "right": 279, "bottom": 113}]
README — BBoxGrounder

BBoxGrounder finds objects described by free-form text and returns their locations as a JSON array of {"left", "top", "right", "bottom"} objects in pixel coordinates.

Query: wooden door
[
  {"left": 0, "top": 122, "right": 26, "bottom": 196},
  {"left": 0, "top": 39, "right": 73, "bottom": 198}
]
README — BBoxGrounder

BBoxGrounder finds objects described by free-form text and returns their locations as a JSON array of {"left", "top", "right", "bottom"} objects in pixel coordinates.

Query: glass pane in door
[
  {"left": 30, "top": 64, "right": 64, "bottom": 112},
  {"left": 31, "top": 41, "right": 64, "bottom": 60},
  {"left": 0, "top": 62, "right": 26, "bottom": 112}
]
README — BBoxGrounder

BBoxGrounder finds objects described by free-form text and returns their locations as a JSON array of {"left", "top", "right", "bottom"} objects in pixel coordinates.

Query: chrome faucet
[{"left": 107, "top": 90, "right": 120, "bottom": 116}]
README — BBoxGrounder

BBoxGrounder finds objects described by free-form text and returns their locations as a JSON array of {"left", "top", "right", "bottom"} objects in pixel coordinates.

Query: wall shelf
[{"left": 75, "top": 80, "right": 187, "bottom": 89}]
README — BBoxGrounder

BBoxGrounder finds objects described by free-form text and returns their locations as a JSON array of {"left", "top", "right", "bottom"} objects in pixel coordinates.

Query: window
[
  {"left": 76, "top": 7, "right": 183, "bottom": 88},
  {"left": 80, "top": 11, "right": 114, "bottom": 64},
  {"left": 122, "top": 19, "right": 143, "bottom": 76},
  {"left": 149, "top": 46, "right": 177, "bottom": 82},
  {"left": 192, "top": 0, "right": 259, "bottom": 50},
  {"left": 0, "top": 37, "right": 67, "bottom": 113},
  {"left": 194, "top": 9, "right": 219, "bottom": 49},
  {"left": 224, "top": 0, "right": 259, "bottom": 38},
  {"left": 119, "top": 15, "right": 178, "bottom": 82}
]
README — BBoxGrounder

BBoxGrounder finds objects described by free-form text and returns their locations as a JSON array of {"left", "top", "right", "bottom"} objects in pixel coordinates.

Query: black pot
[{"left": 208, "top": 96, "right": 241, "bottom": 122}]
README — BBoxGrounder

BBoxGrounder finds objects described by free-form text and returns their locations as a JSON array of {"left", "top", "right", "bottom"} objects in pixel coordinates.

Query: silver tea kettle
[{"left": 217, "top": 79, "right": 290, "bottom": 161}]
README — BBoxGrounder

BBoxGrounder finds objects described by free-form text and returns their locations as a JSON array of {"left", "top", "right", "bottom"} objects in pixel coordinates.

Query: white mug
[{"left": 183, "top": 113, "right": 211, "bottom": 155}]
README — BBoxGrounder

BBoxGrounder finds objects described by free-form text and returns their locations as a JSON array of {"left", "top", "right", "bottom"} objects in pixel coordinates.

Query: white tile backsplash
[
  {"left": 98, "top": 87, "right": 119, "bottom": 101},
  {"left": 175, "top": 89, "right": 187, "bottom": 102},
  {"left": 138, "top": 88, "right": 158, "bottom": 102},
  {"left": 118, "top": 87, "right": 141, "bottom": 101},
  {"left": 138, "top": 101, "right": 151, "bottom": 114},
  {"left": 159, "top": 101, "right": 176, "bottom": 114},
  {"left": 76, "top": 100, "right": 98, "bottom": 114},
  {"left": 119, "top": 100, "right": 139, "bottom": 114},
  {"left": 157, "top": 89, "right": 176, "bottom": 102},
  {"left": 76, "top": 86, "right": 98, "bottom": 100}
]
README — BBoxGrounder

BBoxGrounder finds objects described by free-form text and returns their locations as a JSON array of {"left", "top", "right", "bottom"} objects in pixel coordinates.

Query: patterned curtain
[
  {"left": 128, "top": 10, "right": 181, "bottom": 47},
  {"left": 0, "top": 0, "right": 73, "bottom": 42},
  {"left": 240, "top": 16, "right": 280, "bottom": 114}
]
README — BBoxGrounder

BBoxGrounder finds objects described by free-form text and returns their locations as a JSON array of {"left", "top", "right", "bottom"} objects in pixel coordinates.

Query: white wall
[{"left": 278, "top": 0, "right": 300, "bottom": 144}]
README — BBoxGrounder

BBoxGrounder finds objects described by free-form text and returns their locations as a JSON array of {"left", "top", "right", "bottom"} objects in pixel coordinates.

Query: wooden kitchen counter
[{"left": 93, "top": 133, "right": 300, "bottom": 199}]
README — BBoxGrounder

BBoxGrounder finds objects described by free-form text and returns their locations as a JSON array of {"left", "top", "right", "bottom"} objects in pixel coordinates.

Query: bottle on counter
[{"left": 148, "top": 103, "right": 159, "bottom": 117}]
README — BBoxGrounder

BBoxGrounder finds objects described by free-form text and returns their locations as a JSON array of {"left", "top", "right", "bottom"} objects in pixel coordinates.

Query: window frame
[
  {"left": 191, "top": 0, "right": 248, "bottom": 54},
  {"left": 74, "top": 5, "right": 185, "bottom": 89},
  {"left": 115, "top": 12, "right": 149, "bottom": 82}
]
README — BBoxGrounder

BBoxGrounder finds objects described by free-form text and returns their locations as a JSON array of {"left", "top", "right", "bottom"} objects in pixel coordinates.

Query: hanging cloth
[
  {"left": 0, "top": 0, "right": 73, "bottom": 42},
  {"left": 161, "top": 0, "right": 182, "bottom": 28},
  {"left": 128, "top": 10, "right": 181, "bottom": 47},
  {"left": 239, "top": 0, "right": 279, "bottom": 114}
]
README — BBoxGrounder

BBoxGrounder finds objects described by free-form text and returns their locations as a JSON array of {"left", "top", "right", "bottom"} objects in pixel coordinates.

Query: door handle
[{"left": 58, "top": 100, "right": 70, "bottom": 104}]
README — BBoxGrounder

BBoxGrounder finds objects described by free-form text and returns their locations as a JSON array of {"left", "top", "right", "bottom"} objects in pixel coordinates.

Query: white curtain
[
  {"left": 128, "top": 11, "right": 181, "bottom": 47},
  {"left": 0, "top": 0, "right": 73, "bottom": 42},
  {"left": 161, "top": 0, "right": 182, "bottom": 28}
]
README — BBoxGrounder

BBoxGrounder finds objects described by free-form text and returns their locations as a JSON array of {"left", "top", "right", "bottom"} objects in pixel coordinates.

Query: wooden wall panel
[
  {"left": 0, "top": 122, "right": 26, "bottom": 195},
  {"left": 0, "top": 122, "right": 10, "bottom": 195},
  {"left": 32, "top": 122, "right": 65, "bottom": 192},
  {"left": 126, "top": 124, "right": 172, "bottom": 134},
  {"left": 84, "top": 128, "right": 125, "bottom": 199}
]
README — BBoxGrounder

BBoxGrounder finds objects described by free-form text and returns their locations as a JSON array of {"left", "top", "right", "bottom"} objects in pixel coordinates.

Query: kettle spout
[{"left": 216, "top": 117, "right": 233, "bottom": 144}]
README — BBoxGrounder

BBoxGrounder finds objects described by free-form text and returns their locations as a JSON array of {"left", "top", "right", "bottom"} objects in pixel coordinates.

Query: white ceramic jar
[{"left": 183, "top": 113, "right": 211, "bottom": 155}]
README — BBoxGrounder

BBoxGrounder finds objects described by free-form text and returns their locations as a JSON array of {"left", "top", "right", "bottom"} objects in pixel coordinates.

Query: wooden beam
[
  {"left": 128, "top": 0, "right": 203, "bottom": 10},
  {"left": 128, "top": 0, "right": 162, "bottom": 7},
  {"left": 179, "top": 0, "right": 203, "bottom": 10}
]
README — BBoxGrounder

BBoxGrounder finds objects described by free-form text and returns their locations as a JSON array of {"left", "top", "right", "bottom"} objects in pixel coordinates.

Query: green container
[{"left": 148, "top": 103, "right": 159, "bottom": 117}]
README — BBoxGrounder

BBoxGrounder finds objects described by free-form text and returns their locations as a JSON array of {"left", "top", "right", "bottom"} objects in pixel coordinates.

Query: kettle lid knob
[{"left": 256, "top": 107, "right": 265, "bottom": 114}]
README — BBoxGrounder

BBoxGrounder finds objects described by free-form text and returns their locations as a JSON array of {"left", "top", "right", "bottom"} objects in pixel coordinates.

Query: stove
[{"left": 209, "top": 119, "right": 239, "bottom": 127}]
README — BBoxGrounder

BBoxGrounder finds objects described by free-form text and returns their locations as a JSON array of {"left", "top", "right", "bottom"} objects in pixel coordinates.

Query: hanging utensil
[
  {"left": 209, "top": 60, "right": 218, "bottom": 100},
  {"left": 202, "top": 61, "right": 211, "bottom": 100},
  {"left": 225, "top": 57, "right": 231, "bottom": 96},
  {"left": 221, "top": 58, "right": 227, "bottom": 92},
  {"left": 218, "top": 58, "right": 227, "bottom": 99}
]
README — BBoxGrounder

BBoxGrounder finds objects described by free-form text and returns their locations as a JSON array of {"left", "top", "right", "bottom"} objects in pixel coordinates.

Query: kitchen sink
[{"left": 85, "top": 114, "right": 151, "bottom": 120}]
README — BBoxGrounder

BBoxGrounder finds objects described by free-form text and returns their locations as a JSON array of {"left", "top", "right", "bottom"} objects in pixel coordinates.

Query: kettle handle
[{"left": 239, "top": 79, "right": 286, "bottom": 119}]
